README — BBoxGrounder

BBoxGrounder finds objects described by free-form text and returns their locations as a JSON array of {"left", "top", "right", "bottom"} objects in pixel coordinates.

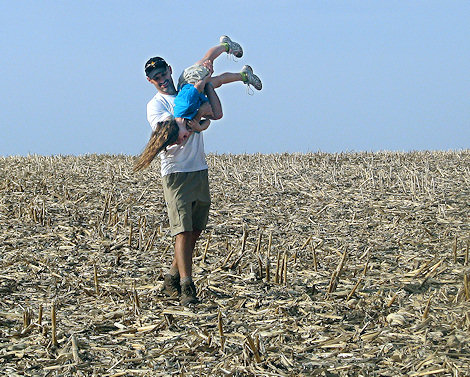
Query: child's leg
[
  {"left": 194, "top": 35, "right": 243, "bottom": 66},
  {"left": 209, "top": 66, "right": 262, "bottom": 91},
  {"left": 194, "top": 45, "right": 226, "bottom": 66},
  {"left": 209, "top": 72, "right": 243, "bottom": 89}
]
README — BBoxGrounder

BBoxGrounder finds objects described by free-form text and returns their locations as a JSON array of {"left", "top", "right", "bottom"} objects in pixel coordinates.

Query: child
[
  {"left": 134, "top": 36, "right": 262, "bottom": 171},
  {"left": 173, "top": 35, "right": 262, "bottom": 133}
]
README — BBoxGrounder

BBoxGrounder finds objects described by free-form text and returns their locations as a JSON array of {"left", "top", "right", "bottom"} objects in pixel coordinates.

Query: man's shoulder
[
  {"left": 147, "top": 92, "right": 177, "bottom": 127},
  {"left": 148, "top": 91, "right": 177, "bottom": 106}
]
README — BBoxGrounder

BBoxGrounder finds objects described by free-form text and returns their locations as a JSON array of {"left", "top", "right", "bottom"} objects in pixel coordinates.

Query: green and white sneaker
[
  {"left": 241, "top": 65, "right": 262, "bottom": 91},
  {"left": 220, "top": 35, "right": 243, "bottom": 58}
]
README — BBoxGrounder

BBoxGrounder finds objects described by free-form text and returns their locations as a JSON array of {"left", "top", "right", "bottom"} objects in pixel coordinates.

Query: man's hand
[
  {"left": 194, "top": 75, "right": 211, "bottom": 93},
  {"left": 201, "top": 59, "right": 214, "bottom": 76},
  {"left": 194, "top": 61, "right": 213, "bottom": 93},
  {"left": 187, "top": 118, "right": 211, "bottom": 133}
]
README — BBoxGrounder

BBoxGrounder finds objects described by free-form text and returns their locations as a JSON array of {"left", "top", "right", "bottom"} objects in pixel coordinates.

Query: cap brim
[{"left": 147, "top": 67, "right": 166, "bottom": 79}]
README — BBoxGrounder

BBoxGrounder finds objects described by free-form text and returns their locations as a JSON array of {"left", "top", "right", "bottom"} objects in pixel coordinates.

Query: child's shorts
[
  {"left": 162, "top": 169, "right": 211, "bottom": 236},
  {"left": 178, "top": 64, "right": 210, "bottom": 90}
]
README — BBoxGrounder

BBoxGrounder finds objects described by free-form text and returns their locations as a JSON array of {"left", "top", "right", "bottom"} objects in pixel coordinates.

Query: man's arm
[
  {"left": 193, "top": 75, "right": 211, "bottom": 93},
  {"left": 187, "top": 81, "right": 223, "bottom": 130},
  {"left": 193, "top": 60, "right": 214, "bottom": 93},
  {"left": 187, "top": 118, "right": 211, "bottom": 132},
  {"left": 191, "top": 101, "right": 213, "bottom": 124},
  {"left": 204, "top": 82, "right": 222, "bottom": 120}
]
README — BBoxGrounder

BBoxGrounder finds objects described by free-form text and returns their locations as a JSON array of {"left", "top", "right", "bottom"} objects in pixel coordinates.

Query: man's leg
[
  {"left": 174, "top": 230, "right": 201, "bottom": 278},
  {"left": 162, "top": 170, "right": 210, "bottom": 305},
  {"left": 164, "top": 231, "right": 201, "bottom": 297},
  {"left": 175, "top": 230, "right": 201, "bottom": 305},
  {"left": 191, "top": 229, "right": 202, "bottom": 252}
]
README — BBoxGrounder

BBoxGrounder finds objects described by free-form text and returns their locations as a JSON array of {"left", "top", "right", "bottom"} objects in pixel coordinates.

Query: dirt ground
[{"left": 1, "top": 151, "right": 469, "bottom": 376}]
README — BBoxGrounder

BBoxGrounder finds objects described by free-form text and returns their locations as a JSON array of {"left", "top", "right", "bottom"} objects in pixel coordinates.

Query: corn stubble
[{"left": 1, "top": 151, "right": 470, "bottom": 375}]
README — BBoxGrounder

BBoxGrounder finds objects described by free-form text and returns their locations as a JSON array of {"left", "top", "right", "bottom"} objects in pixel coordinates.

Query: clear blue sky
[{"left": 1, "top": 1, "right": 469, "bottom": 156}]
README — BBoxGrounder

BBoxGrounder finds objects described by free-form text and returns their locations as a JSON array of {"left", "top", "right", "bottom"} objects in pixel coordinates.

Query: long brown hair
[{"left": 134, "top": 119, "right": 179, "bottom": 171}]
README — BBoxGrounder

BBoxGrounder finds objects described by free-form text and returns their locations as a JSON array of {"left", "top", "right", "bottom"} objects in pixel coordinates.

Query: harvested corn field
[{"left": 1, "top": 151, "right": 470, "bottom": 376}]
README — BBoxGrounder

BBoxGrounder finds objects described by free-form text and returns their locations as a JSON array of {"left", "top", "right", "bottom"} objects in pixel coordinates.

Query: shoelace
[
  {"left": 225, "top": 53, "right": 239, "bottom": 63},
  {"left": 243, "top": 71, "right": 257, "bottom": 96}
]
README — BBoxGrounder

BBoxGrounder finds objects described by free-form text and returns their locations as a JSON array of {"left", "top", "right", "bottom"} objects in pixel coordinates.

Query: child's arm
[
  {"left": 193, "top": 76, "right": 211, "bottom": 93},
  {"left": 193, "top": 60, "right": 214, "bottom": 93}
]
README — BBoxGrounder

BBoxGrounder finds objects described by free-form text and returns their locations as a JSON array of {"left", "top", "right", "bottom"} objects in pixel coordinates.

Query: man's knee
[
  {"left": 175, "top": 230, "right": 201, "bottom": 242},
  {"left": 175, "top": 231, "right": 192, "bottom": 239}
]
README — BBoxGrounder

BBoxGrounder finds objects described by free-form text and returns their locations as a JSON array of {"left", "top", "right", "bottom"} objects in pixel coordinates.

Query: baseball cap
[{"left": 145, "top": 57, "right": 169, "bottom": 79}]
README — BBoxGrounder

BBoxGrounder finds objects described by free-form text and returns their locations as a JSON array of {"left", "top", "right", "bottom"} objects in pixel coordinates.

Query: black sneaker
[
  {"left": 162, "top": 274, "right": 180, "bottom": 297},
  {"left": 180, "top": 281, "right": 199, "bottom": 306}
]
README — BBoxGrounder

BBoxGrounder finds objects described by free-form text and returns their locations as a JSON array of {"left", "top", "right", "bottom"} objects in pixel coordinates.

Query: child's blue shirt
[{"left": 173, "top": 84, "right": 209, "bottom": 119}]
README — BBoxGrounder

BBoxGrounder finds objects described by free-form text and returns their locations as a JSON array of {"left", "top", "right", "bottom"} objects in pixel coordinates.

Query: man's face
[{"left": 148, "top": 66, "right": 176, "bottom": 95}]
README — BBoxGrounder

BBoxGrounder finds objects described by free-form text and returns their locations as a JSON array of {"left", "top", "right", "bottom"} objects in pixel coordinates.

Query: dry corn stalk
[
  {"left": 422, "top": 294, "right": 433, "bottom": 320},
  {"left": 51, "top": 302, "right": 58, "bottom": 347},
  {"left": 2, "top": 152, "right": 470, "bottom": 376},
  {"left": 202, "top": 232, "right": 211, "bottom": 263},
  {"left": 38, "top": 304, "right": 43, "bottom": 326},
  {"left": 71, "top": 334, "right": 82, "bottom": 364},
  {"left": 265, "top": 232, "right": 272, "bottom": 282},
  {"left": 327, "top": 248, "right": 347, "bottom": 296},
  {"left": 453, "top": 236, "right": 458, "bottom": 263},
  {"left": 218, "top": 308, "right": 225, "bottom": 352},
  {"left": 245, "top": 334, "right": 262, "bottom": 363},
  {"left": 464, "top": 274, "right": 470, "bottom": 301},
  {"left": 93, "top": 263, "right": 99, "bottom": 295},
  {"left": 387, "top": 292, "right": 399, "bottom": 308}
]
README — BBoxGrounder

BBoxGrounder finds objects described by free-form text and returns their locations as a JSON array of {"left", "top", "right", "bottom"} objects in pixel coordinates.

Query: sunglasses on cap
[
  {"left": 145, "top": 58, "right": 168, "bottom": 78},
  {"left": 146, "top": 58, "right": 166, "bottom": 69}
]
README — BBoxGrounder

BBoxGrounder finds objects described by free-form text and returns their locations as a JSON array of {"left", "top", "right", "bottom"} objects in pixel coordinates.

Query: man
[{"left": 145, "top": 57, "right": 218, "bottom": 306}]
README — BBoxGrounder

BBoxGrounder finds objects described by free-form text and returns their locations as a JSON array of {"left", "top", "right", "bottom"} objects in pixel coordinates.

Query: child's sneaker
[
  {"left": 241, "top": 65, "right": 262, "bottom": 90},
  {"left": 220, "top": 35, "right": 243, "bottom": 58},
  {"left": 180, "top": 281, "right": 199, "bottom": 306}
]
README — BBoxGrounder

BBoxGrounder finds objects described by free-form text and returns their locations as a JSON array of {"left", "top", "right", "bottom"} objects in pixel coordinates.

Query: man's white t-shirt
[{"left": 147, "top": 92, "right": 208, "bottom": 177}]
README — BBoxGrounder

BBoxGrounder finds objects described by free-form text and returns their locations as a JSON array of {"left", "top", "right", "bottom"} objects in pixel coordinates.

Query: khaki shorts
[
  {"left": 177, "top": 64, "right": 210, "bottom": 90},
  {"left": 162, "top": 170, "right": 211, "bottom": 236}
]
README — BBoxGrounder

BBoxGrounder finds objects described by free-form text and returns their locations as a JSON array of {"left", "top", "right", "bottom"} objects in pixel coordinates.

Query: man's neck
[
  {"left": 158, "top": 90, "right": 176, "bottom": 97},
  {"left": 156, "top": 86, "right": 177, "bottom": 96}
]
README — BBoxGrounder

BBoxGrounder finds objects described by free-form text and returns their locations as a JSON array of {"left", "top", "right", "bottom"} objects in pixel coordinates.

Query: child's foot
[
  {"left": 241, "top": 65, "right": 262, "bottom": 90},
  {"left": 220, "top": 35, "right": 243, "bottom": 58}
]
